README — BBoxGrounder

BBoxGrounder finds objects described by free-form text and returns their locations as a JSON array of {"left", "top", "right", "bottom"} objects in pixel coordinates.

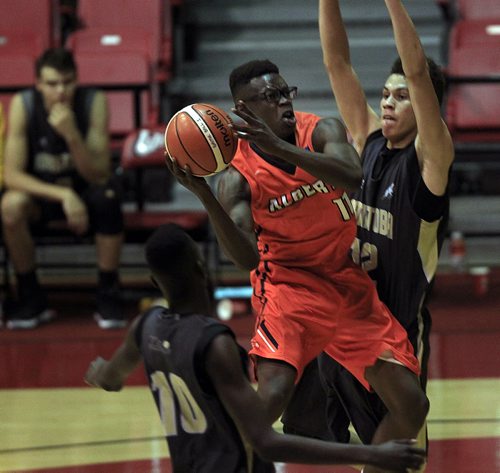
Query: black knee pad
[{"left": 83, "top": 182, "right": 124, "bottom": 234}]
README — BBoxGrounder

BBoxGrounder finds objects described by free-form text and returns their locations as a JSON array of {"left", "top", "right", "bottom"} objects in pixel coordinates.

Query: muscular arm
[
  {"left": 385, "top": 0, "right": 454, "bottom": 195},
  {"left": 165, "top": 157, "right": 259, "bottom": 271},
  {"left": 51, "top": 90, "right": 111, "bottom": 184},
  {"left": 206, "top": 334, "right": 425, "bottom": 470},
  {"left": 84, "top": 316, "right": 143, "bottom": 391},
  {"left": 319, "top": 0, "right": 380, "bottom": 154},
  {"left": 232, "top": 105, "right": 362, "bottom": 191}
]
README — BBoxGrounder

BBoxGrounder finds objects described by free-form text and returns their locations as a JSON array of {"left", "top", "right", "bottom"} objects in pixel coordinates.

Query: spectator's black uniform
[{"left": 22, "top": 87, "right": 123, "bottom": 234}]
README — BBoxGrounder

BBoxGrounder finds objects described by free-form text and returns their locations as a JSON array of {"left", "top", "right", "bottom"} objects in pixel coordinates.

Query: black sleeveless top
[
  {"left": 21, "top": 87, "right": 96, "bottom": 191},
  {"left": 135, "top": 307, "right": 275, "bottom": 473},
  {"left": 351, "top": 130, "right": 449, "bottom": 346}
]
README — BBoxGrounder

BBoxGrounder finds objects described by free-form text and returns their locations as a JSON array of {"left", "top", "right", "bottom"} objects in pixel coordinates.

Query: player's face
[
  {"left": 379, "top": 74, "right": 417, "bottom": 148},
  {"left": 36, "top": 66, "right": 77, "bottom": 111},
  {"left": 239, "top": 73, "right": 297, "bottom": 141}
]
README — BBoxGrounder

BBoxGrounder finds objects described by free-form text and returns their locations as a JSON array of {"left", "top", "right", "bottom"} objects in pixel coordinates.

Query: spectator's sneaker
[
  {"left": 6, "top": 294, "right": 56, "bottom": 330},
  {"left": 94, "top": 288, "right": 127, "bottom": 329}
]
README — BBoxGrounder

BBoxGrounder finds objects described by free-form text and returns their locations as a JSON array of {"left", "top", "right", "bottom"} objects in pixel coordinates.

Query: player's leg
[
  {"left": 363, "top": 359, "right": 429, "bottom": 473},
  {"left": 1, "top": 191, "right": 54, "bottom": 329},
  {"left": 319, "top": 353, "right": 383, "bottom": 444},
  {"left": 254, "top": 356, "right": 297, "bottom": 424},
  {"left": 1, "top": 190, "right": 38, "bottom": 274},
  {"left": 82, "top": 182, "right": 126, "bottom": 329},
  {"left": 282, "top": 359, "right": 346, "bottom": 441}
]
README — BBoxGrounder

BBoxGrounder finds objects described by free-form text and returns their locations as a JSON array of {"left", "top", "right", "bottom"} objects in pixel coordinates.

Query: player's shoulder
[{"left": 217, "top": 165, "right": 250, "bottom": 201}]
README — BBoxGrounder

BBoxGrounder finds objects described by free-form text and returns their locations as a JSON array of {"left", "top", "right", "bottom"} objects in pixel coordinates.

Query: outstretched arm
[
  {"left": 385, "top": 0, "right": 454, "bottom": 196},
  {"left": 319, "top": 0, "right": 380, "bottom": 153},
  {"left": 206, "top": 334, "right": 426, "bottom": 470},
  {"left": 84, "top": 316, "right": 143, "bottom": 391}
]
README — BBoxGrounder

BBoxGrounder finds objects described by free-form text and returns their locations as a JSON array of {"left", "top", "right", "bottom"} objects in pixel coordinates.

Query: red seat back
[
  {"left": 446, "top": 20, "right": 500, "bottom": 140},
  {"left": 76, "top": 0, "right": 170, "bottom": 67},
  {"left": 458, "top": 0, "right": 500, "bottom": 19},
  {"left": 0, "top": 0, "right": 59, "bottom": 88}
]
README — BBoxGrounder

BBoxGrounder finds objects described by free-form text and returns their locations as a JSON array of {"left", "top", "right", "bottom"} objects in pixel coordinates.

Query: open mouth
[{"left": 281, "top": 110, "right": 296, "bottom": 125}]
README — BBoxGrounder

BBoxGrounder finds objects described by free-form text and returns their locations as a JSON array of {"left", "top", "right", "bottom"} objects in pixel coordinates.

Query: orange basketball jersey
[{"left": 231, "top": 111, "right": 356, "bottom": 272}]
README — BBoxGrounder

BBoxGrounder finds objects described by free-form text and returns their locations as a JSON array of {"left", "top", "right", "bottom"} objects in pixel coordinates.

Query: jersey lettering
[
  {"left": 351, "top": 199, "right": 394, "bottom": 239},
  {"left": 268, "top": 179, "right": 334, "bottom": 213},
  {"left": 151, "top": 371, "right": 207, "bottom": 436}
]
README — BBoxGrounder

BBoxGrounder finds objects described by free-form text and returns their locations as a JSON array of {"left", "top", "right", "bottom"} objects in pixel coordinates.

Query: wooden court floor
[{"left": 0, "top": 270, "right": 499, "bottom": 473}]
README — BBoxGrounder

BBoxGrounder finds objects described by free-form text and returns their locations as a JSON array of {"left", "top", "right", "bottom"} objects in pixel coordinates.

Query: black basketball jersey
[
  {"left": 135, "top": 306, "right": 275, "bottom": 473},
  {"left": 21, "top": 87, "right": 95, "bottom": 190},
  {"left": 351, "top": 130, "right": 448, "bottom": 351}
]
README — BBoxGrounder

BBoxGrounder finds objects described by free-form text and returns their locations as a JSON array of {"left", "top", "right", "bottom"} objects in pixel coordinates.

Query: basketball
[{"left": 165, "top": 103, "right": 237, "bottom": 176}]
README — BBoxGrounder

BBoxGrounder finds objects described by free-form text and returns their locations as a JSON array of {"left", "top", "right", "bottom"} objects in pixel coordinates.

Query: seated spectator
[{"left": 1, "top": 48, "right": 126, "bottom": 330}]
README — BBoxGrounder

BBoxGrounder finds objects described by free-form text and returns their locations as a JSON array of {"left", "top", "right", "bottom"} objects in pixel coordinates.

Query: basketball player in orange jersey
[{"left": 165, "top": 59, "right": 429, "bottom": 472}]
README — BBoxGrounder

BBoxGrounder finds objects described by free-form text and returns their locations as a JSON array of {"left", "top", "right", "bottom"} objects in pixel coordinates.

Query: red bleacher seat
[
  {"left": 457, "top": 0, "right": 500, "bottom": 19},
  {"left": 65, "top": 0, "right": 175, "bottom": 149},
  {"left": 445, "top": 19, "right": 500, "bottom": 143},
  {"left": 0, "top": 0, "right": 60, "bottom": 134},
  {"left": 77, "top": 0, "right": 173, "bottom": 77},
  {"left": 66, "top": 27, "right": 153, "bottom": 138},
  {"left": 0, "top": 0, "right": 59, "bottom": 89}
]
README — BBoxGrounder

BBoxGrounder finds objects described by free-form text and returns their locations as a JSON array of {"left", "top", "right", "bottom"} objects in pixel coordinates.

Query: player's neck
[{"left": 170, "top": 289, "right": 212, "bottom": 316}]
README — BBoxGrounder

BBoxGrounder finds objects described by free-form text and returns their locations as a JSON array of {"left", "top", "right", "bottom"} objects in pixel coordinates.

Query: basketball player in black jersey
[
  {"left": 282, "top": 2, "right": 454, "bottom": 472},
  {"left": 85, "top": 223, "right": 425, "bottom": 473}
]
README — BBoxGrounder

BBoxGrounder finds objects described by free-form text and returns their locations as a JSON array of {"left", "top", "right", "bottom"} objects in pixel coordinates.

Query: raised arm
[
  {"left": 385, "top": 0, "right": 454, "bottom": 195},
  {"left": 206, "top": 333, "right": 426, "bottom": 471},
  {"left": 318, "top": 0, "right": 380, "bottom": 153}
]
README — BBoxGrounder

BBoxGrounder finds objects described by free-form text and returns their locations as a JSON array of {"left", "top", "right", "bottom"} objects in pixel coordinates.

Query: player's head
[
  {"left": 380, "top": 56, "right": 445, "bottom": 146},
  {"left": 145, "top": 224, "right": 211, "bottom": 308},
  {"left": 390, "top": 56, "right": 445, "bottom": 105},
  {"left": 35, "top": 48, "right": 78, "bottom": 108},
  {"left": 229, "top": 59, "right": 297, "bottom": 142}
]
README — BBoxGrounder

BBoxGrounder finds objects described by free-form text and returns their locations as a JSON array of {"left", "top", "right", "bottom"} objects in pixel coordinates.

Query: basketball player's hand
[
  {"left": 61, "top": 189, "right": 89, "bottom": 235},
  {"left": 230, "top": 100, "right": 280, "bottom": 154},
  {"left": 165, "top": 152, "right": 211, "bottom": 196},
  {"left": 370, "top": 439, "right": 425, "bottom": 472},
  {"left": 84, "top": 356, "right": 123, "bottom": 391},
  {"left": 48, "top": 103, "right": 78, "bottom": 141}
]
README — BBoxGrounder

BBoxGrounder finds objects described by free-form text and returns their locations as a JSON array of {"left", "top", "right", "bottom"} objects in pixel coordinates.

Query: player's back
[{"left": 136, "top": 306, "right": 275, "bottom": 473}]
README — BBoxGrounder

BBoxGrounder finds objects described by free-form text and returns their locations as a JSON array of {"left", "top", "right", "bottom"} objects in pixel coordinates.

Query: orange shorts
[{"left": 249, "top": 260, "right": 420, "bottom": 390}]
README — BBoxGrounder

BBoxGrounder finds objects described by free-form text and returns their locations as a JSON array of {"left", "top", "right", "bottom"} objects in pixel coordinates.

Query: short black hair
[
  {"left": 390, "top": 56, "right": 445, "bottom": 105},
  {"left": 145, "top": 223, "right": 197, "bottom": 277},
  {"left": 35, "top": 48, "right": 77, "bottom": 78},
  {"left": 229, "top": 59, "right": 280, "bottom": 98}
]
